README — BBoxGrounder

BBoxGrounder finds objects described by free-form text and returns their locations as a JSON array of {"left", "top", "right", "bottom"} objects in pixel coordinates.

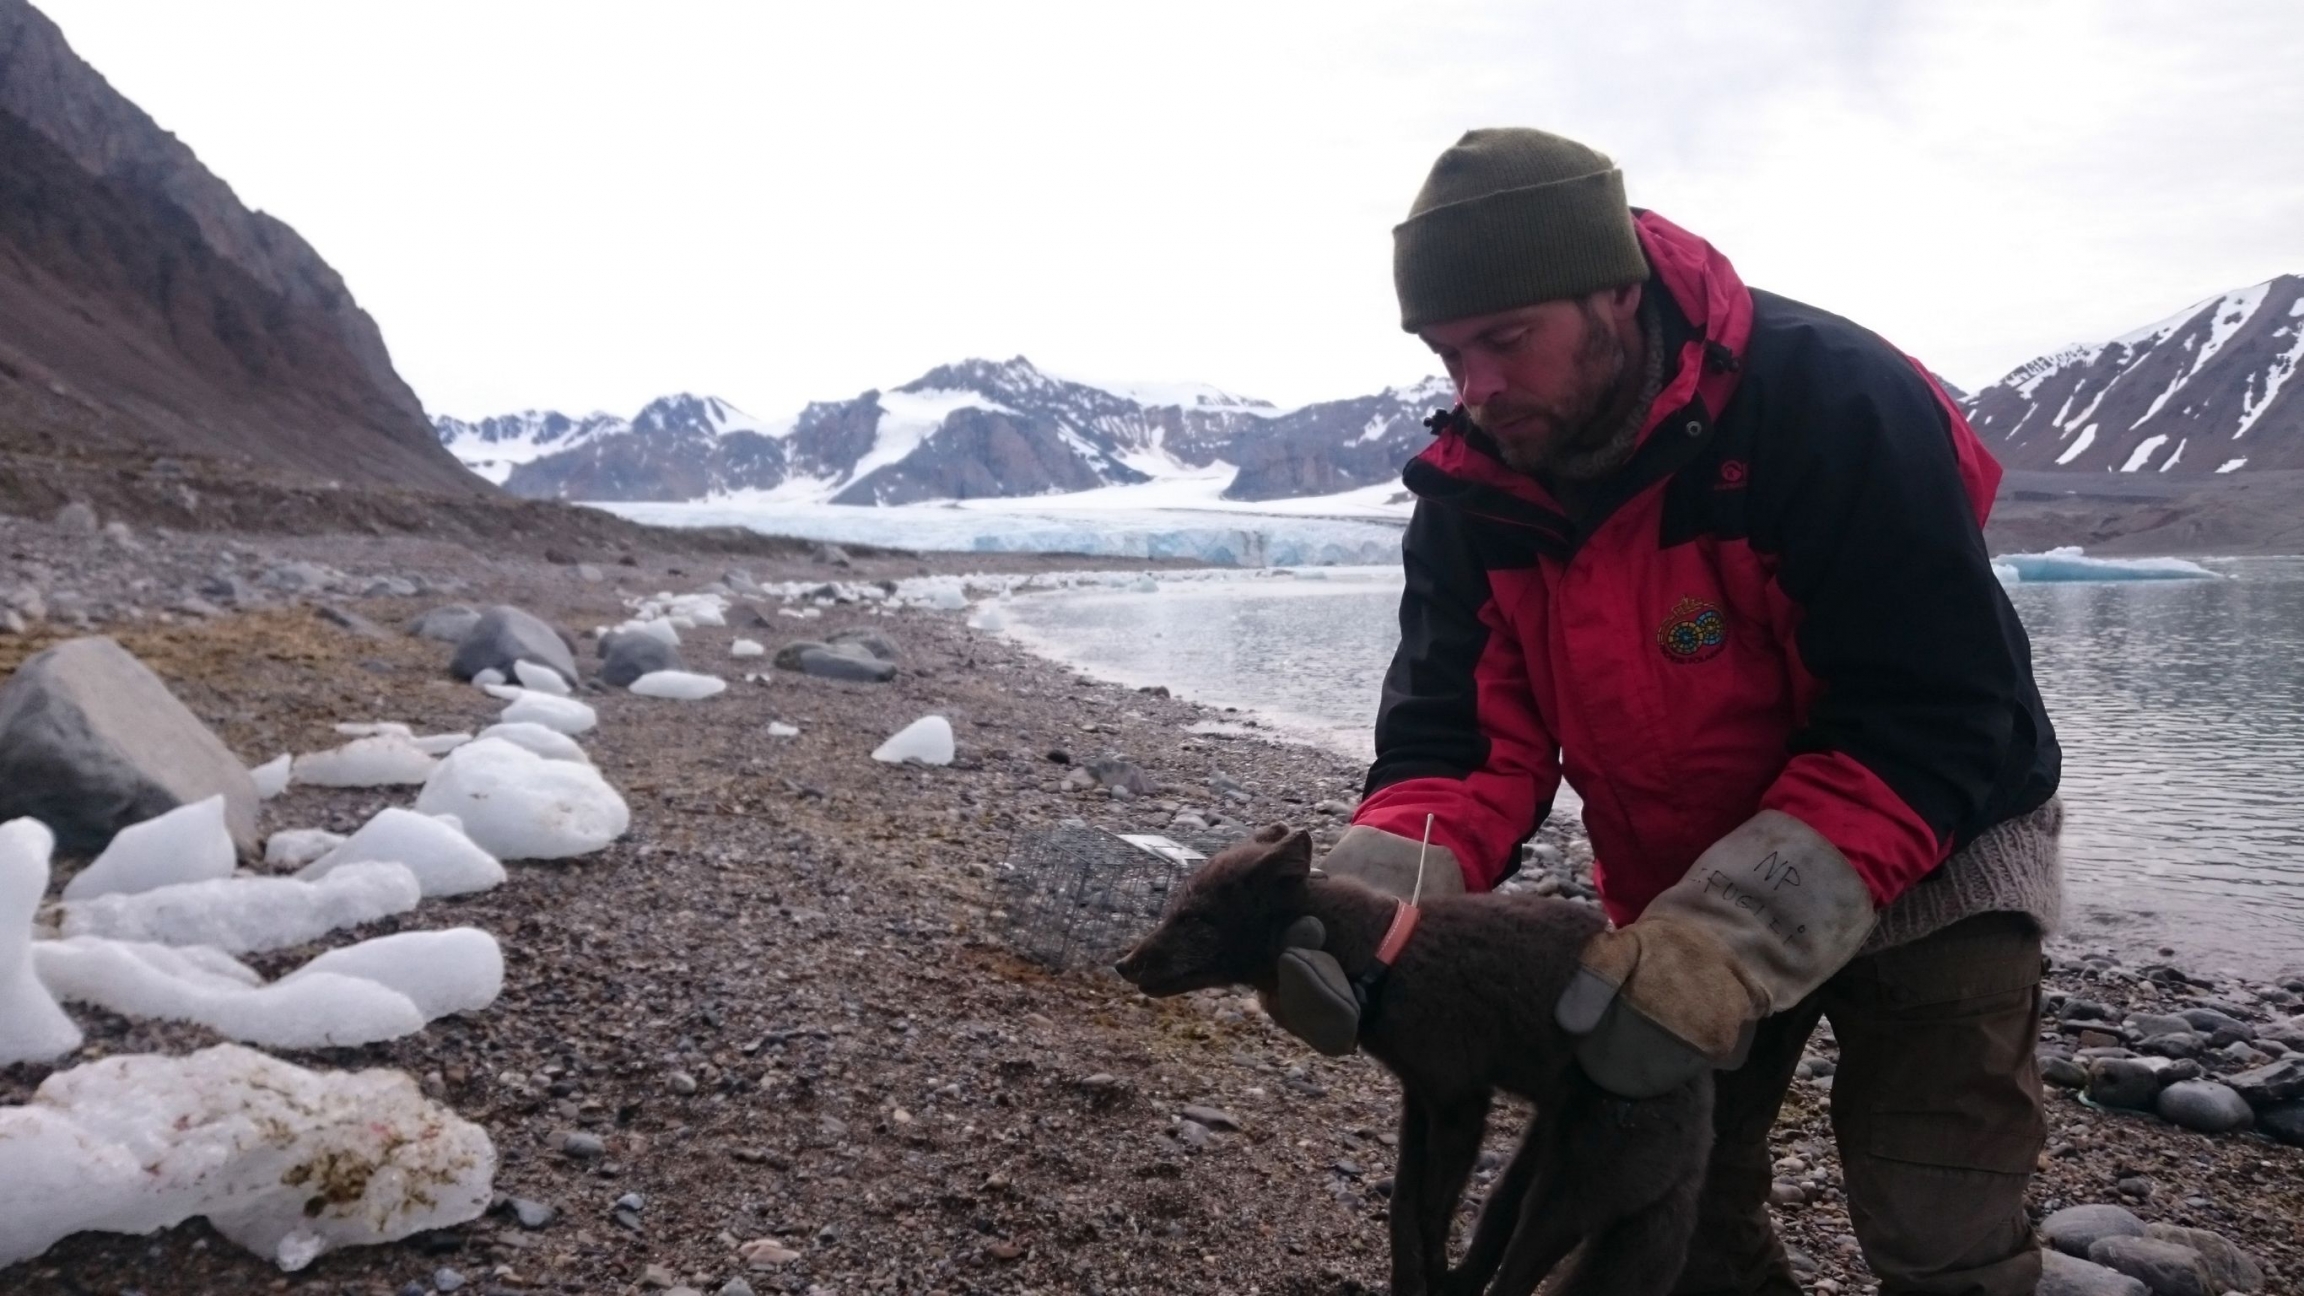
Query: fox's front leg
[{"left": 1389, "top": 1090, "right": 1434, "bottom": 1295}]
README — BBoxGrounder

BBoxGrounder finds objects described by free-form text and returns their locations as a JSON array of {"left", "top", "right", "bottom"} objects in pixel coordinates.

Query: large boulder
[
  {"left": 773, "top": 639, "right": 895, "bottom": 683},
  {"left": 406, "top": 604, "right": 481, "bottom": 643},
  {"left": 2085, "top": 1058, "right": 2165, "bottom": 1111},
  {"left": 2226, "top": 1057, "right": 2304, "bottom": 1107},
  {"left": 600, "top": 633, "right": 680, "bottom": 688},
  {"left": 448, "top": 606, "right": 576, "bottom": 688},
  {"left": 826, "top": 628, "right": 900, "bottom": 662},
  {"left": 0, "top": 638, "right": 259, "bottom": 854}
]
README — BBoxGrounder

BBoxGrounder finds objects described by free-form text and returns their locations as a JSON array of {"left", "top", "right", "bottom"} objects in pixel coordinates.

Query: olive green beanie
[{"left": 1393, "top": 128, "right": 1650, "bottom": 333}]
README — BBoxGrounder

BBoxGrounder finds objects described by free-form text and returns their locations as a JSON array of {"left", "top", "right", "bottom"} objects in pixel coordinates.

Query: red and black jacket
[{"left": 1354, "top": 211, "right": 2059, "bottom": 925}]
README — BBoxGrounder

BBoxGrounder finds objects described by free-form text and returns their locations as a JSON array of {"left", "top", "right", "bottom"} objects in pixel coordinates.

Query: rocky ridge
[
  {"left": 1967, "top": 275, "right": 2304, "bottom": 478},
  {"left": 0, "top": 0, "right": 476, "bottom": 495},
  {"left": 451, "top": 358, "right": 1450, "bottom": 508}
]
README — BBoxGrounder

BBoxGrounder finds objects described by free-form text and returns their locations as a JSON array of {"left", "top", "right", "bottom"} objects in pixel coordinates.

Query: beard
[{"left": 1469, "top": 300, "right": 1643, "bottom": 481}]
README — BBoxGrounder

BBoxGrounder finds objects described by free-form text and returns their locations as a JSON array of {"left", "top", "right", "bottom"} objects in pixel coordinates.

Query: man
[{"left": 1286, "top": 128, "right": 2063, "bottom": 1295}]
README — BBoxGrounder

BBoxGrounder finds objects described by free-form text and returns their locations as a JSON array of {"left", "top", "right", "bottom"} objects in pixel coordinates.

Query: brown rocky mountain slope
[{"left": 0, "top": 0, "right": 478, "bottom": 494}]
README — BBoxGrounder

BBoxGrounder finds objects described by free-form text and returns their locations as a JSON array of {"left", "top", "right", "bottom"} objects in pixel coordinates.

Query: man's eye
[{"left": 1485, "top": 329, "right": 1528, "bottom": 352}]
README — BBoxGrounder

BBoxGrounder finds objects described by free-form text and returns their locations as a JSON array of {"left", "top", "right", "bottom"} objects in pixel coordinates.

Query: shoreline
[{"left": 0, "top": 517, "right": 2297, "bottom": 1294}]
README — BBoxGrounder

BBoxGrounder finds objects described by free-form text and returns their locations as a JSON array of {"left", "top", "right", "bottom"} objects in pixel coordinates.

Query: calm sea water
[{"left": 1000, "top": 560, "right": 2304, "bottom": 979}]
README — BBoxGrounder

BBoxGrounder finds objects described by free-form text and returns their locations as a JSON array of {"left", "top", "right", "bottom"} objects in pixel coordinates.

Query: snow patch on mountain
[{"left": 1964, "top": 273, "right": 2304, "bottom": 475}]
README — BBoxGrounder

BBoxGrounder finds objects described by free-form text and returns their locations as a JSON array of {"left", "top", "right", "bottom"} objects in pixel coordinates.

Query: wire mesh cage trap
[{"left": 999, "top": 822, "right": 1243, "bottom": 972}]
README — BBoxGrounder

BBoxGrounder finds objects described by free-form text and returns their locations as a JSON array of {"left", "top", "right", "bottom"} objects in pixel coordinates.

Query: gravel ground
[{"left": 2, "top": 515, "right": 2299, "bottom": 1296}]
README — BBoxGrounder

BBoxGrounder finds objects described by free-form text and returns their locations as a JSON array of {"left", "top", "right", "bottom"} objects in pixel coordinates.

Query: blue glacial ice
[
  {"left": 595, "top": 501, "right": 1405, "bottom": 567},
  {"left": 1991, "top": 546, "right": 2218, "bottom": 584}
]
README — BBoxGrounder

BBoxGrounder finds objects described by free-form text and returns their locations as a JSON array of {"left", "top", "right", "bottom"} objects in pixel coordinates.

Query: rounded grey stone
[
  {"left": 2042, "top": 1203, "right": 2146, "bottom": 1258},
  {"left": 2040, "top": 1249, "right": 2150, "bottom": 1296},
  {"left": 2086, "top": 1058, "right": 2165, "bottom": 1111},
  {"left": 2154, "top": 1080, "right": 2254, "bottom": 1133},
  {"left": 2086, "top": 1236, "right": 2213, "bottom": 1296},
  {"left": 601, "top": 633, "right": 681, "bottom": 687}
]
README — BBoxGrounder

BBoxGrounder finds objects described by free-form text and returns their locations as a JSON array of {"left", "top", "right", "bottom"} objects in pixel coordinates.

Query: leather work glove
[
  {"left": 1259, "top": 825, "right": 1465, "bottom": 1053},
  {"left": 1315, "top": 824, "right": 1467, "bottom": 901},
  {"left": 1555, "top": 810, "right": 1878, "bottom": 1098}
]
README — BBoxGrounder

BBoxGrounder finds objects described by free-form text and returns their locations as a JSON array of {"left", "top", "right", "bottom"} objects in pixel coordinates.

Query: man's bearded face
[{"left": 1422, "top": 290, "right": 1641, "bottom": 479}]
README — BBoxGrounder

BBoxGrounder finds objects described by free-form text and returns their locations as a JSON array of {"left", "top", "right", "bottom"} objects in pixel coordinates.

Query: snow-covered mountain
[
  {"left": 1965, "top": 275, "right": 2304, "bottom": 476},
  {"left": 440, "top": 357, "right": 1445, "bottom": 507}
]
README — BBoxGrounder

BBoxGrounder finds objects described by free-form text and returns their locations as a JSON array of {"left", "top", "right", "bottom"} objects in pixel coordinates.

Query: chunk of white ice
[
  {"left": 413, "top": 738, "right": 629, "bottom": 860},
  {"left": 249, "top": 754, "right": 292, "bottom": 800},
  {"left": 495, "top": 689, "right": 598, "bottom": 735},
  {"left": 57, "top": 862, "right": 424, "bottom": 955},
  {"left": 61, "top": 796, "right": 236, "bottom": 901},
  {"left": 413, "top": 732, "right": 473, "bottom": 756},
  {"left": 476, "top": 721, "right": 592, "bottom": 763},
  {"left": 767, "top": 722, "right": 800, "bottom": 738},
  {"left": 472, "top": 667, "right": 506, "bottom": 688},
  {"left": 1992, "top": 546, "right": 2219, "bottom": 584},
  {"left": 0, "top": 818, "right": 82, "bottom": 1066},
  {"left": 513, "top": 659, "right": 572, "bottom": 695},
  {"left": 33, "top": 936, "right": 428, "bottom": 1049},
  {"left": 0, "top": 1044, "right": 496, "bottom": 1271},
  {"left": 617, "top": 618, "right": 680, "bottom": 647},
  {"left": 730, "top": 638, "right": 765, "bottom": 658},
  {"left": 872, "top": 715, "right": 955, "bottom": 766},
  {"left": 966, "top": 605, "right": 1007, "bottom": 631},
  {"left": 629, "top": 670, "right": 727, "bottom": 700},
  {"left": 281, "top": 927, "right": 503, "bottom": 1021},
  {"left": 297, "top": 808, "right": 504, "bottom": 898},
  {"left": 334, "top": 721, "right": 412, "bottom": 738},
  {"left": 263, "top": 829, "right": 345, "bottom": 869},
  {"left": 292, "top": 735, "right": 439, "bottom": 787}
]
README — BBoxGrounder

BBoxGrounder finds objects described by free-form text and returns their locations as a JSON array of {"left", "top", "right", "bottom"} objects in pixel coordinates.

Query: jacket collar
[{"left": 1404, "top": 211, "right": 1755, "bottom": 529}]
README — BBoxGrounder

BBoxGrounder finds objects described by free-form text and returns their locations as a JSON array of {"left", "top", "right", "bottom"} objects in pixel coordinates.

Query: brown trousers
[{"left": 1672, "top": 913, "right": 2047, "bottom": 1296}]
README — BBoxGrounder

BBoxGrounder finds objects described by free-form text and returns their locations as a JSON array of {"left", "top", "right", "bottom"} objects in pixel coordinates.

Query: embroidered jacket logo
[{"left": 1657, "top": 596, "right": 1727, "bottom": 664}]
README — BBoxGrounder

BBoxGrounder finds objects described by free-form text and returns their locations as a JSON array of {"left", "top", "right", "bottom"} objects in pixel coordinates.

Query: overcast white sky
[{"left": 38, "top": 0, "right": 2304, "bottom": 421}]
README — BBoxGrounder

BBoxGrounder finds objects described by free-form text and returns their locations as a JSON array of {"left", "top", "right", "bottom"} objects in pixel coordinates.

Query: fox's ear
[
  {"left": 1263, "top": 828, "right": 1314, "bottom": 880},
  {"left": 1251, "top": 822, "right": 1291, "bottom": 845}
]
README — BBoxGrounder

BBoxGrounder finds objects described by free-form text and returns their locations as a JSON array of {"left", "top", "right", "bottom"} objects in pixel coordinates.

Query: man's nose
[{"left": 1455, "top": 355, "right": 1505, "bottom": 408}]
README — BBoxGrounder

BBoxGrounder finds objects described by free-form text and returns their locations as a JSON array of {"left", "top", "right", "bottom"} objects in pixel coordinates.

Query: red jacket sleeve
[{"left": 1354, "top": 502, "right": 1561, "bottom": 891}]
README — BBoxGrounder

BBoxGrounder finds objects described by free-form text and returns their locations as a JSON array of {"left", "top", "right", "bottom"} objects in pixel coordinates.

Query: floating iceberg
[
  {"left": 1992, "top": 546, "right": 2218, "bottom": 584},
  {"left": 0, "top": 1044, "right": 496, "bottom": 1271},
  {"left": 873, "top": 715, "right": 955, "bottom": 766},
  {"left": 630, "top": 670, "right": 727, "bottom": 700},
  {"left": 292, "top": 735, "right": 439, "bottom": 787},
  {"left": 33, "top": 937, "right": 428, "bottom": 1049},
  {"left": 1, "top": 818, "right": 82, "bottom": 1066},
  {"left": 414, "top": 738, "right": 629, "bottom": 860},
  {"left": 61, "top": 796, "right": 236, "bottom": 901},
  {"left": 298, "top": 807, "right": 504, "bottom": 898},
  {"left": 58, "top": 862, "right": 424, "bottom": 954}
]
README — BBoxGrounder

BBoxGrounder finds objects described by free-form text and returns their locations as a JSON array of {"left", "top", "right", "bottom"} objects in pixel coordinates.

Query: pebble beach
[{"left": 1, "top": 507, "right": 2299, "bottom": 1296}]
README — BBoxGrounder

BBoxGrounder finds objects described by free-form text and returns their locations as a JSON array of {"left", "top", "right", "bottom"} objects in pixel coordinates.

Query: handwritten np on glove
[{"left": 1554, "top": 810, "right": 1878, "bottom": 1098}]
